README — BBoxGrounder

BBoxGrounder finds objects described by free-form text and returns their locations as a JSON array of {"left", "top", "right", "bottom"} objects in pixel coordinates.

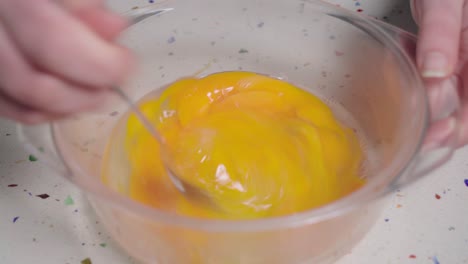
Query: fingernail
[{"left": 421, "top": 52, "right": 449, "bottom": 78}]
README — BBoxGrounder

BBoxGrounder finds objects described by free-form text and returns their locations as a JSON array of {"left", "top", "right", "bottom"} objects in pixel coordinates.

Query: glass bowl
[{"left": 17, "top": 0, "right": 460, "bottom": 263}]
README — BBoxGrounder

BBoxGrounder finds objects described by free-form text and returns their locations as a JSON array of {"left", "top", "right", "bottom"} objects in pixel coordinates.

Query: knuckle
[
  {"left": 11, "top": 75, "right": 39, "bottom": 104},
  {"left": 15, "top": 74, "right": 64, "bottom": 108},
  {"left": 98, "top": 48, "right": 134, "bottom": 85},
  {"left": 30, "top": 33, "right": 61, "bottom": 60}
]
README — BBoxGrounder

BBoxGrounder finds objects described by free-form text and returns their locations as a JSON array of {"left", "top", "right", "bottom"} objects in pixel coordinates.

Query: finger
[
  {"left": 455, "top": 3, "right": 468, "bottom": 146},
  {"left": 0, "top": 0, "right": 134, "bottom": 88},
  {"left": 409, "top": 0, "right": 421, "bottom": 24},
  {"left": 61, "top": 0, "right": 128, "bottom": 41},
  {"left": 426, "top": 76, "right": 460, "bottom": 121},
  {"left": 72, "top": 7, "right": 129, "bottom": 40},
  {"left": 459, "top": 5, "right": 468, "bottom": 67},
  {"left": 422, "top": 76, "right": 460, "bottom": 150},
  {"left": 0, "top": 24, "right": 110, "bottom": 115},
  {"left": 423, "top": 117, "right": 457, "bottom": 151},
  {"left": 456, "top": 65, "right": 468, "bottom": 146},
  {"left": 0, "top": 92, "right": 53, "bottom": 125},
  {"left": 4, "top": 72, "right": 112, "bottom": 115},
  {"left": 414, "top": 0, "right": 464, "bottom": 78},
  {"left": 455, "top": 105, "right": 468, "bottom": 146},
  {"left": 55, "top": 0, "right": 105, "bottom": 10}
]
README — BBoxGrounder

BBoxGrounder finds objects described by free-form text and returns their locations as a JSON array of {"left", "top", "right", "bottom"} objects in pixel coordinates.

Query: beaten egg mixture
[{"left": 103, "top": 71, "right": 364, "bottom": 219}]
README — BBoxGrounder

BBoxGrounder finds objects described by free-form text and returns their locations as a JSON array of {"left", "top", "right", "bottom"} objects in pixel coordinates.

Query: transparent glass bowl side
[
  {"left": 16, "top": 1, "right": 433, "bottom": 263},
  {"left": 47, "top": 0, "right": 426, "bottom": 228}
]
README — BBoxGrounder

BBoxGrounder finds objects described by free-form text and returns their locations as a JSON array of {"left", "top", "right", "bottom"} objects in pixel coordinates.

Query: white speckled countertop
[{"left": 1, "top": 1, "right": 467, "bottom": 263}]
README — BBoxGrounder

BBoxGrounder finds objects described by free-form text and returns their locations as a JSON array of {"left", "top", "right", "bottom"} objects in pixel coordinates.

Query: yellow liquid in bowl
[{"left": 102, "top": 71, "right": 364, "bottom": 219}]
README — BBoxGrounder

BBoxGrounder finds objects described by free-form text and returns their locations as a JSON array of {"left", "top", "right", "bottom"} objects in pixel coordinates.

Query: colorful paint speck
[
  {"left": 64, "top": 195, "right": 74, "bottom": 206},
  {"left": 167, "top": 36, "right": 176, "bottom": 44},
  {"left": 435, "top": 194, "right": 441, "bottom": 200},
  {"left": 409, "top": 254, "right": 416, "bottom": 259},
  {"left": 100, "top": 243, "right": 107, "bottom": 248},
  {"left": 7, "top": 184, "right": 18, "bottom": 187},
  {"left": 464, "top": 179, "right": 468, "bottom": 187},
  {"left": 432, "top": 256, "right": 440, "bottom": 264},
  {"left": 81, "top": 258, "right": 92, "bottom": 264},
  {"left": 13, "top": 216, "right": 19, "bottom": 223},
  {"left": 36, "top": 194, "right": 50, "bottom": 199},
  {"left": 28, "top": 154, "right": 38, "bottom": 162}
]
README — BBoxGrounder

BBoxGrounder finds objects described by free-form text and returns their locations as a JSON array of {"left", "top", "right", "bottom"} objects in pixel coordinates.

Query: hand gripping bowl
[{"left": 17, "top": 0, "right": 461, "bottom": 263}]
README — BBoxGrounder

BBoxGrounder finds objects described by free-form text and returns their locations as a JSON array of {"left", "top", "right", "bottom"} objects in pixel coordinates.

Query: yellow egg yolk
[{"left": 119, "top": 71, "right": 364, "bottom": 219}]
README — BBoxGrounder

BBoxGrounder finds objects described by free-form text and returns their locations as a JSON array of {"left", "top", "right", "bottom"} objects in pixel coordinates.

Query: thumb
[
  {"left": 73, "top": 7, "right": 129, "bottom": 40},
  {"left": 412, "top": 0, "right": 464, "bottom": 78}
]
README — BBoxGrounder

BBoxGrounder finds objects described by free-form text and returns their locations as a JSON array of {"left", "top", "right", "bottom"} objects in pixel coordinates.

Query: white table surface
[{"left": 1, "top": 0, "right": 467, "bottom": 263}]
